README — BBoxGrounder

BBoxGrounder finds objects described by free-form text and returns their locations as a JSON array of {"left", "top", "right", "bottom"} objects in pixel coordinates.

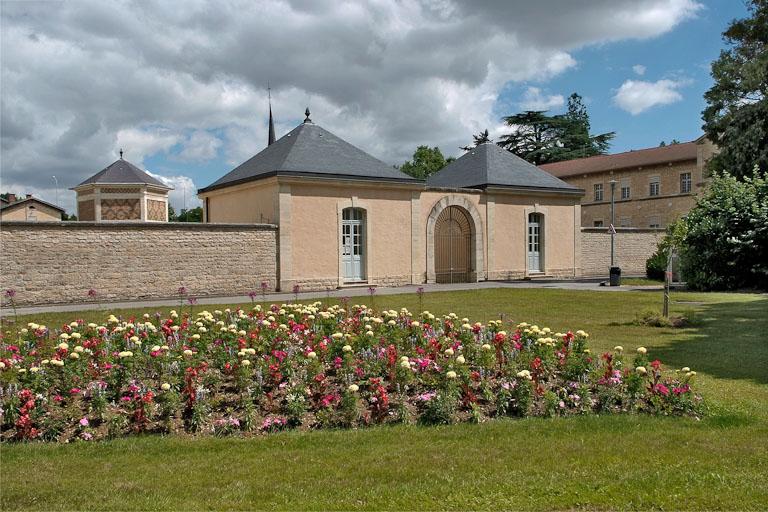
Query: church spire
[{"left": 267, "top": 84, "right": 276, "bottom": 146}]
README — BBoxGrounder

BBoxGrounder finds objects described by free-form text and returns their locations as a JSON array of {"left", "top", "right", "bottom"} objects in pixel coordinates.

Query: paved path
[{"left": 2, "top": 279, "right": 662, "bottom": 316}]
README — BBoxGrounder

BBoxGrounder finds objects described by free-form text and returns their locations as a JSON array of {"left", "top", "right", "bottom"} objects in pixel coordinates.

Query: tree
[
  {"left": 461, "top": 129, "right": 491, "bottom": 151},
  {"left": 399, "top": 146, "right": 453, "bottom": 179},
  {"left": 177, "top": 207, "right": 203, "bottom": 223},
  {"left": 168, "top": 204, "right": 178, "bottom": 221},
  {"left": 678, "top": 170, "right": 768, "bottom": 291},
  {"left": 497, "top": 93, "right": 614, "bottom": 165},
  {"left": 702, "top": 0, "right": 768, "bottom": 179}
]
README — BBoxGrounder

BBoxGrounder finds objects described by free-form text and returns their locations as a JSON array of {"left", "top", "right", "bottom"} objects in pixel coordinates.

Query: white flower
[
  {"left": 681, "top": 367, "right": 690, "bottom": 372},
  {"left": 636, "top": 366, "right": 647, "bottom": 375},
  {"left": 118, "top": 351, "right": 133, "bottom": 358},
  {"left": 614, "top": 346, "right": 624, "bottom": 353},
  {"left": 71, "top": 333, "right": 81, "bottom": 340},
  {"left": 342, "top": 345, "right": 352, "bottom": 352},
  {"left": 444, "top": 348, "right": 454, "bottom": 356},
  {"left": 637, "top": 347, "right": 647, "bottom": 355},
  {"left": 481, "top": 344, "right": 492, "bottom": 351},
  {"left": 183, "top": 349, "right": 194, "bottom": 356},
  {"left": 130, "top": 336, "right": 139, "bottom": 343},
  {"left": 446, "top": 370, "right": 457, "bottom": 379},
  {"left": 411, "top": 321, "right": 420, "bottom": 328},
  {"left": 348, "top": 384, "right": 359, "bottom": 393},
  {"left": 241, "top": 360, "right": 251, "bottom": 366},
  {"left": 74, "top": 346, "right": 84, "bottom": 353},
  {"left": 69, "top": 352, "right": 79, "bottom": 360},
  {"left": 161, "top": 383, "right": 171, "bottom": 391},
  {"left": 456, "top": 355, "right": 466, "bottom": 364},
  {"left": 58, "top": 342, "right": 69, "bottom": 351},
  {"left": 332, "top": 332, "right": 344, "bottom": 339},
  {"left": 307, "top": 351, "right": 317, "bottom": 359},
  {"left": 400, "top": 360, "right": 411, "bottom": 369}
]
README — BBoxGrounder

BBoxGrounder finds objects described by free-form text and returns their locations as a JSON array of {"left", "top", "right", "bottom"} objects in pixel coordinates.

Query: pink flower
[
  {"left": 654, "top": 383, "right": 670, "bottom": 396},
  {"left": 79, "top": 417, "right": 89, "bottom": 427}
]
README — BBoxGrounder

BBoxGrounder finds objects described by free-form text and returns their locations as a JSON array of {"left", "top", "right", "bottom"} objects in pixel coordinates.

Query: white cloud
[
  {"left": 632, "top": 64, "right": 647, "bottom": 76},
  {"left": 176, "top": 130, "right": 223, "bottom": 162},
  {"left": 1, "top": 0, "right": 703, "bottom": 193},
  {"left": 613, "top": 79, "right": 686, "bottom": 115},
  {"left": 146, "top": 172, "right": 202, "bottom": 212},
  {"left": 518, "top": 87, "right": 565, "bottom": 111}
]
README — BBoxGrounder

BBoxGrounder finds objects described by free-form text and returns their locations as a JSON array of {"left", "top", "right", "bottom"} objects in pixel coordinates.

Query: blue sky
[
  {"left": 497, "top": 0, "right": 749, "bottom": 153},
  {"left": 1, "top": 0, "right": 752, "bottom": 213}
]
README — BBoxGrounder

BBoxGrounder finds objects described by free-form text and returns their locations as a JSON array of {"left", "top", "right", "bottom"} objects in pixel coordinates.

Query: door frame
[
  {"left": 524, "top": 206, "right": 547, "bottom": 276},
  {"left": 434, "top": 205, "right": 473, "bottom": 283},
  {"left": 341, "top": 207, "right": 366, "bottom": 282},
  {"left": 337, "top": 199, "right": 371, "bottom": 287}
]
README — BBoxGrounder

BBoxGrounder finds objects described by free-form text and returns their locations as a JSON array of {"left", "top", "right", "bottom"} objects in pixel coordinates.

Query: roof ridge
[{"left": 540, "top": 140, "right": 699, "bottom": 168}]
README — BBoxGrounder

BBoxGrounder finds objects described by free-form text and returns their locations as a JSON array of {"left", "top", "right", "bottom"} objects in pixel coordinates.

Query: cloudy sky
[{"left": 1, "top": 0, "right": 748, "bottom": 213}]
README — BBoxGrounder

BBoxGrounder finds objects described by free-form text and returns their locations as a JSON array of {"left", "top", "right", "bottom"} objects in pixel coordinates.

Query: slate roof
[
  {"left": 539, "top": 141, "right": 698, "bottom": 178},
  {"left": 427, "top": 142, "right": 581, "bottom": 193},
  {"left": 199, "top": 121, "right": 420, "bottom": 193},
  {"left": 73, "top": 159, "right": 171, "bottom": 189},
  {"left": 0, "top": 196, "right": 65, "bottom": 213}
]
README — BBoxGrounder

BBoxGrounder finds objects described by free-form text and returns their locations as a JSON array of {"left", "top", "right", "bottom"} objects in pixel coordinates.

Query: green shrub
[{"left": 679, "top": 171, "right": 768, "bottom": 290}]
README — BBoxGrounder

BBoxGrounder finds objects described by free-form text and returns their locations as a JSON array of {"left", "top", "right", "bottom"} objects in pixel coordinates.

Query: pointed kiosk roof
[
  {"left": 427, "top": 142, "right": 582, "bottom": 194},
  {"left": 73, "top": 157, "right": 171, "bottom": 190},
  {"left": 200, "top": 112, "right": 420, "bottom": 193}
]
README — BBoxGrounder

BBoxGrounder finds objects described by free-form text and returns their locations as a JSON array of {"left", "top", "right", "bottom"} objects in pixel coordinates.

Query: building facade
[
  {"left": 540, "top": 137, "right": 716, "bottom": 228},
  {"left": 199, "top": 112, "right": 584, "bottom": 291},
  {"left": 0, "top": 194, "right": 64, "bottom": 222},
  {"left": 71, "top": 156, "right": 172, "bottom": 222}
]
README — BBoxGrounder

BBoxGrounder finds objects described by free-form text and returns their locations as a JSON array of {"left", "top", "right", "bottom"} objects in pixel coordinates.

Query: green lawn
[{"left": 2, "top": 288, "right": 767, "bottom": 511}]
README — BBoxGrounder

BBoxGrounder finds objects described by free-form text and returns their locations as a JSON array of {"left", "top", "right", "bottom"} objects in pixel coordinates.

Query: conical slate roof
[
  {"left": 74, "top": 158, "right": 171, "bottom": 189},
  {"left": 427, "top": 143, "right": 581, "bottom": 193},
  {"left": 200, "top": 120, "right": 420, "bottom": 192}
]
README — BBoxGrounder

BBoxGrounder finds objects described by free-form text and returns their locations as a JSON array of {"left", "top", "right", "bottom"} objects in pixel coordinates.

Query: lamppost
[
  {"left": 51, "top": 175, "right": 59, "bottom": 207},
  {"left": 609, "top": 179, "right": 620, "bottom": 286}
]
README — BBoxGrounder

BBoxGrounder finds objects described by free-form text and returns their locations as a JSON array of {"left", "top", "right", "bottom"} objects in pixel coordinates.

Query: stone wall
[
  {"left": 580, "top": 227, "right": 664, "bottom": 277},
  {"left": 0, "top": 221, "right": 278, "bottom": 306}
]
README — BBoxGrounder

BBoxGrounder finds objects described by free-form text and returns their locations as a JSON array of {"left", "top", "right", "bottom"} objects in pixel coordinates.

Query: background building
[
  {"left": 540, "top": 137, "right": 716, "bottom": 228},
  {"left": 71, "top": 154, "right": 173, "bottom": 222},
  {"left": 0, "top": 193, "right": 64, "bottom": 222}
]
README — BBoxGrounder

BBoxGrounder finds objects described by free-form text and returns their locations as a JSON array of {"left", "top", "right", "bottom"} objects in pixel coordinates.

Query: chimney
[
  {"left": 25, "top": 194, "right": 32, "bottom": 199},
  {"left": 8, "top": 193, "right": 16, "bottom": 203}
]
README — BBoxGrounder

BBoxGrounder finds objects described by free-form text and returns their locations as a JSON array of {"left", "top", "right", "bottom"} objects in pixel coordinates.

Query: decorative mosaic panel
[
  {"left": 78, "top": 200, "right": 95, "bottom": 221},
  {"left": 100, "top": 187, "right": 141, "bottom": 194},
  {"left": 147, "top": 199, "right": 166, "bottom": 221},
  {"left": 100, "top": 198, "right": 140, "bottom": 220}
]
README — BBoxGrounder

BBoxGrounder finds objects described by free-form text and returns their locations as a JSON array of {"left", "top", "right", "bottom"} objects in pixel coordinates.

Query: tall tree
[
  {"left": 702, "top": 0, "right": 767, "bottom": 178},
  {"left": 497, "top": 94, "right": 614, "bottom": 165},
  {"left": 461, "top": 129, "right": 491, "bottom": 151},
  {"left": 399, "top": 146, "right": 453, "bottom": 179}
]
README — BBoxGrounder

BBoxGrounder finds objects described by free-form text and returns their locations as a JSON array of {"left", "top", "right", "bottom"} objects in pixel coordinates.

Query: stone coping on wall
[
  {"left": 580, "top": 227, "right": 665, "bottom": 233},
  {"left": 0, "top": 221, "right": 277, "bottom": 230}
]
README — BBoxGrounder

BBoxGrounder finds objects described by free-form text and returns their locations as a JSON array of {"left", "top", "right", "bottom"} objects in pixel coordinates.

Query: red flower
[{"left": 650, "top": 359, "right": 662, "bottom": 370}]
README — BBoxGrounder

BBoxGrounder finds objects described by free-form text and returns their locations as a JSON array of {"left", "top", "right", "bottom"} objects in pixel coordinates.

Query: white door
[
  {"left": 342, "top": 208, "right": 365, "bottom": 281},
  {"left": 527, "top": 214, "right": 542, "bottom": 272}
]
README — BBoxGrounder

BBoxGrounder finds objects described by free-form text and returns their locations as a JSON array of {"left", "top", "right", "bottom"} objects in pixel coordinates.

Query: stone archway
[{"left": 426, "top": 195, "right": 484, "bottom": 283}]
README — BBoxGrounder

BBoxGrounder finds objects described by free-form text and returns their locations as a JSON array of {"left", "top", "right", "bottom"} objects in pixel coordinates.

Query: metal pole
[
  {"left": 609, "top": 179, "right": 616, "bottom": 267},
  {"left": 51, "top": 175, "right": 59, "bottom": 206}
]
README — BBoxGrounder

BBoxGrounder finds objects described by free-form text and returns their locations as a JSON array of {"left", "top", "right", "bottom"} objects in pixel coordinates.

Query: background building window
[
  {"left": 680, "top": 172, "right": 692, "bottom": 193},
  {"left": 620, "top": 179, "right": 631, "bottom": 200},
  {"left": 593, "top": 220, "right": 604, "bottom": 227},
  {"left": 649, "top": 176, "right": 660, "bottom": 197},
  {"left": 648, "top": 215, "right": 661, "bottom": 228},
  {"left": 593, "top": 183, "right": 603, "bottom": 202},
  {"left": 620, "top": 216, "right": 631, "bottom": 227}
]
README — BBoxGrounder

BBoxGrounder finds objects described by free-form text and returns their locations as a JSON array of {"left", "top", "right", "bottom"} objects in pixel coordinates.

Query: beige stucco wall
[
  {"left": 490, "top": 194, "right": 580, "bottom": 279},
  {"left": 201, "top": 178, "right": 278, "bottom": 224},
  {"left": 1, "top": 202, "right": 62, "bottom": 222},
  {"left": 0, "top": 222, "right": 277, "bottom": 306}
]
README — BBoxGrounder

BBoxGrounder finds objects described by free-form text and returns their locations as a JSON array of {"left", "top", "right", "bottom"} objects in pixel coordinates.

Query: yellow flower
[
  {"left": 400, "top": 360, "right": 411, "bottom": 369},
  {"left": 118, "top": 351, "right": 133, "bottom": 358},
  {"left": 74, "top": 346, "right": 84, "bottom": 353},
  {"left": 58, "top": 342, "right": 69, "bottom": 351},
  {"left": 129, "top": 336, "right": 139, "bottom": 343},
  {"left": 307, "top": 351, "right": 317, "bottom": 359},
  {"left": 614, "top": 346, "right": 624, "bottom": 353},
  {"left": 348, "top": 384, "right": 359, "bottom": 392},
  {"left": 456, "top": 355, "right": 466, "bottom": 364},
  {"left": 69, "top": 352, "right": 79, "bottom": 360},
  {"left": 446, "top": 371, "right": 457, "bottom": 379},
  {"left": 681, "top": 366, "right": 690, "bottom": 372},
  {"left": 241, "top": 360, "right": 251, "bottom": 366},
  {"left": 636, "top": 366, "right": 647, "bottom": 375},
  {"left": 332, "top": 332, "right": 344, "bottom": 339},
  {"left": 71, "top": 333, "right": 81, "bottom": 340},
  {"left": 161, "top": 383, "right": 171, "bottom": 391},
  {"left": 183, "top": 349, "right": 194, "bottom": 356},
  {"left": 411, "top": 321, "right": 420, "bottom": 328},
  {"left": 637, "top": 347, "right": 647, "bottom": 355},
  {"left": 342, "top": 345, "right": 352, "bottom": 352},
  {"left": 444, "top": 348, "right": 454, "bottom": 356},
  {"left": 481, "top": 344, "right": 492, "bottom": 351}
]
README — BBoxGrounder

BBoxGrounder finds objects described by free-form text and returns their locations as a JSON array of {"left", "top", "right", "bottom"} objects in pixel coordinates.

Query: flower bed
[{"left": 0, "top": 302, "right": 702, "bottom": 442}]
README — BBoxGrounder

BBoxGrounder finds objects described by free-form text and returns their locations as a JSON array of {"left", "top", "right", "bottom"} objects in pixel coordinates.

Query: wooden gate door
[{"left": 435, "top": 206, "right": 472, "bottom": 283}]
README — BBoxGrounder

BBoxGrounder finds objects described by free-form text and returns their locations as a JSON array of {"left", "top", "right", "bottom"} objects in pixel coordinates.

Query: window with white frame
[
  {"left": 680, "top": 172, "right": 692, "bottom": 194},
  {"left": 594, "top": 183, "right": 603, "bottom": 202},
  {"left": 620, "top": 178, "right": 631, "bottom": 200},
  {"left": 649, "top": 176, "right": 660, "bottom": 197}
]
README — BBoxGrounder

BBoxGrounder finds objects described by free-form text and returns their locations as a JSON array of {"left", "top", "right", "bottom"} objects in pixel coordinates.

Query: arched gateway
[{"left": 434, "top": 206, "right": 472, "bottom": 283}]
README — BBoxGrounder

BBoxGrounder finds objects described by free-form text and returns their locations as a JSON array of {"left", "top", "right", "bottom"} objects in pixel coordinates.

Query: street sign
[{"left": 608, "top": 224, "right": 616, "bottom": 234}]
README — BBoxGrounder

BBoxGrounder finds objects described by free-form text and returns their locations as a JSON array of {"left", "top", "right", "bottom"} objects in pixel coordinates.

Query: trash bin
[{"left": 609, "top": 266, "right": 622, "bottom": 286}]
